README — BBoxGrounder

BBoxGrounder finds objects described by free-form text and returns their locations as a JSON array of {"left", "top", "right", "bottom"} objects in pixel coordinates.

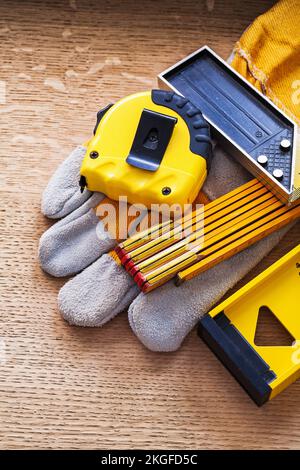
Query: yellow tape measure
[{"left": 79, "top": 90, "right": 212, "bottom": 208}]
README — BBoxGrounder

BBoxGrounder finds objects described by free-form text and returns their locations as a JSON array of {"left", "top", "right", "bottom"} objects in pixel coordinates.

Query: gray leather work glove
[{"left": 39, "top": 143, "right": 290, "bottom": 351}]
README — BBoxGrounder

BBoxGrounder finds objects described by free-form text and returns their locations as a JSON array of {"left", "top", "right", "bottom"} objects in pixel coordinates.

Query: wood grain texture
[{"left": 0, "top": 0, "right": 300, "bottom": 450}]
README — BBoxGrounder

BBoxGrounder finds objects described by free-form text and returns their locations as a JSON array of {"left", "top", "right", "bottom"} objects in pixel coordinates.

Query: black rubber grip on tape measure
[{"left": 151, "top": 89, "right": 213, "bottom": 170}]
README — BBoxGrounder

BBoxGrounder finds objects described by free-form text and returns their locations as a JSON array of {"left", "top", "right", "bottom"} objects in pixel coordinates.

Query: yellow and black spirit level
[
  {"left": 198, "top": 244, "right": 300, "bottom": 406},
  {"left": 79, "top": 90, "right": 212, "bottom": 208}
]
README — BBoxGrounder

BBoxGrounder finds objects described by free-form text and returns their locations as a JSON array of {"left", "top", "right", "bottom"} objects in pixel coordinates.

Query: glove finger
[
  {"left": 203, "top": 144, "right": 251, "bottom": 199},
  {"left": 39, "top": 193, "right": 114, "bottom": 277},
  {"left": 128, "top": 227, "right": 291, "bottom": 352},
  {"left": 58, "top": 254, "right": 139, "bottom": 326},
  {"left": 42, "top": 145, "right": 95, "bottom": 219}
]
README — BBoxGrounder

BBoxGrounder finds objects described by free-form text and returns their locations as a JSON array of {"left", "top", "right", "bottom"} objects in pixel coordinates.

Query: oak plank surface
[{"left": 1, "top": 0, "right": 300, "bottom": 450}]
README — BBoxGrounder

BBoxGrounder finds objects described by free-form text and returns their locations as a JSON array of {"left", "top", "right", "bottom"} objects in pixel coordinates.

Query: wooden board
[{"left": 1, "top": 0, "right": 300, "bottom": 450}]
